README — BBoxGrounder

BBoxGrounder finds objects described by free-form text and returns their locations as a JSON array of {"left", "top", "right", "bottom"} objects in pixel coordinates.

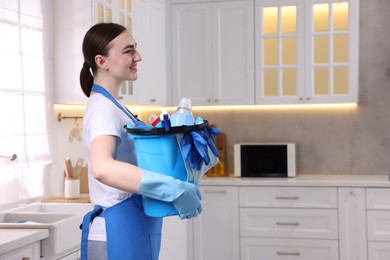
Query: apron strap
[
  {"left": 91, "top": 84, "right": 146, "bottom": 127},
  {"left": 80, "top": 205, "right": 104, "bottom": 260}
]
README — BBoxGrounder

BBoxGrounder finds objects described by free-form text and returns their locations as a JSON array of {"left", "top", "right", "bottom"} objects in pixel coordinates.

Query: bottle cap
[{"left": 178, "top": 97, "right": 192, "bottom": 110}]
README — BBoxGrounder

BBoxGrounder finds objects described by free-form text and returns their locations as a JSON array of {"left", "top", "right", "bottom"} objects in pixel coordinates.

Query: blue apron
[
  {"left": 80, "top": 195, "right": 163, "bottom": 260},
  {"left": 80, "top": 84, "right": 162, "bottom": 259}
]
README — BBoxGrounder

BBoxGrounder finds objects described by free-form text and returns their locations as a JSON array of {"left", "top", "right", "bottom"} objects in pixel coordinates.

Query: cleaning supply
[
  {"left": 147, "top": 114, "right": 160, "bottom": 126},
  {"left": 160, "top": 109, "right": 171, "bottom": 131},
  {"left": 170, "top": 97, "right": 195, "bottom": 126}
]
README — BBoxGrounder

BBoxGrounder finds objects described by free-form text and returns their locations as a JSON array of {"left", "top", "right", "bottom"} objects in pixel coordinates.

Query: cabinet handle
[
  {"left": 204, "top": 189, "right": 227, "bottom": 194},
  {"left": 276, "top": 222, "right": 300, "bottom": 226},
  {"left": 22, "top": 257, "right": 31, "bottom": 260},
  {"left": 275, "top": 196, "right": 299, "bottom": 200},
  {"left": 277, "top": 251, "right": 300, "bottom": 256},
  {"left": 149, "top": 98, "right": 156, "bottom": 102},
  {"left": 118, "top": 96, "right": 123, "bottom": 100}
]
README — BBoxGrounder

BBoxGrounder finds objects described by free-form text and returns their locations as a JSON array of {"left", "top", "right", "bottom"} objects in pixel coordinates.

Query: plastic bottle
[{"left": 170, "top": 97, "right": 195, "bottom": 126}]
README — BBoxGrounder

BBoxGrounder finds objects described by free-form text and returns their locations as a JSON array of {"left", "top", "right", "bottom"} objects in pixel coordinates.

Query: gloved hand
[
  {"left": 182, "top": 131, "right": 209, "bottom": 170},
  {"left": 137, "top": 170, "right": 202, "bottom": 219}
]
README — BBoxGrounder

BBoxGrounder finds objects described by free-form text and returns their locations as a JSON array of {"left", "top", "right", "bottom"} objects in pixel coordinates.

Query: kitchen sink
[
  {"left": 1, "top": 202, "right": 92, "bottom": 257},
  {"left": 8, "top": 202, "right": 92, "bottom": 214}
]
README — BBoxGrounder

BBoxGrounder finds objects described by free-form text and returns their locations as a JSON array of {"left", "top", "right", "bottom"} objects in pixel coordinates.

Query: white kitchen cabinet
[
  {"left": 192, "top": 186, "right": 240, "bottom": 260},
  {"left": 53, "top": 0, "right": 92, "bottom": 104},
  {"left": 54, "top": 0, "right": 166, "bottom": 105},
  {"left": 366, "top": 188, "right": 390, "bottom": 260},
  {"left": 170, "top": 0, "right": 254, "bottom": 106},
  {"left": 338, "top": 188, "right": 367, "bottom": 260},
  {"left": 255, "top": 0, "right": 359, "bottom": 104},
  {"left": 132, "top": 0, "right": 167, "bottom": 106},
  {"left": 0, "top": 241, "right": 40, "bottom": 260},
  {"left": 239, "top": 186, "right": 339, "bottom": 260}
]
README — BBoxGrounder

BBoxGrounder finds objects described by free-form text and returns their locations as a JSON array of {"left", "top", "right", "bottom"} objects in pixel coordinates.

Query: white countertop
[
  {"left": 200, "top": 174, "right": 390, "bottom": 187},
  {"left": 0, "top": 229, "right": 49, "bottom": 254}
]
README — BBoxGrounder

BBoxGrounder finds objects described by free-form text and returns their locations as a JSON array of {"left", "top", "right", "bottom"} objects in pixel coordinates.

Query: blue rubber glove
[
  {"left": 137, "top": 170, "right": 202, "bottom": 219},
  {"left": 200, "top": 126, "right": 220, "bottom": 157},
  {"left": 182, "top": 131, "right": 210, "bottom": 170}
]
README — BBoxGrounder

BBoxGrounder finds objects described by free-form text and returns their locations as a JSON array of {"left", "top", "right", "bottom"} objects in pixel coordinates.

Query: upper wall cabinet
[
  {"left": 255, "top": 0, "right": 359, "bottom": 104},
  {"left": 170, "top": 0, "right": 255, "bottom": 106},
  {"left": 54, "top": 0, "right": 166, "bottom": 105}
]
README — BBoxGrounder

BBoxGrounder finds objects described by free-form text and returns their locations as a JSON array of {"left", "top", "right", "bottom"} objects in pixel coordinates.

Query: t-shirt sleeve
[{"left": 85, "top": 97, "right": 123, "bottom": 144}]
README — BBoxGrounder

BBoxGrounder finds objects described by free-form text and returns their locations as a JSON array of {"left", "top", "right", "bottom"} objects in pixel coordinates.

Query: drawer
[
  {"left": 367, "top": 188, "right": 390, "bottom": 210},
  {"left": 240, "top": 187, "right": 337, "bottom": 208},
  {"left": 368, "top": 242, "right": 390, "bottom": 260},
  {"left": 240, "top": 237, "right": 339, "bottom": 260},
  {"left": 240, "top": 208, "right": 338, "bottom": 239},
  {"left": 367, "top": 211, "right": 390, "bottom": 241}
]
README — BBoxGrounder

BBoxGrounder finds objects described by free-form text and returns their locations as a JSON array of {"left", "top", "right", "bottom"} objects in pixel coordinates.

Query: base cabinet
[
  {"left": 367, "top": 188, "right": 390, "bottom": 260},
  {"left": 170, "top": 181, "right": 390, "bottom": 260},
  {"left": 193, "top": 186, "right": 240, "bottom": 260},
  {"left": 0, "top": 242, "right": 40, "bottom": 260}
]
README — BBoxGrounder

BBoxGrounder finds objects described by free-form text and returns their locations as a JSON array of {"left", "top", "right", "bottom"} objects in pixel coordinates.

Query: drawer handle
[
  {"left": 275, "top": 196, "right": 299, "bottom": 200},
  {"left": 204, "top": 189, "right": 227, "bottom": 194},
  {"left": 276, "top": 222, "right": 300, "bottom": 226},
  {"left": 277, "top": 251, "right": 300, "bottom": 256},
  {"left": 22, "top": 258, "right": 31, "bottom": 260}
]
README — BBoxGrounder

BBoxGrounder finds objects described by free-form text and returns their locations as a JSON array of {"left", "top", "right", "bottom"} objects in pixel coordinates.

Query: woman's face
[{"left": 105, "top": 31, "right": 142, "bottom": 81}]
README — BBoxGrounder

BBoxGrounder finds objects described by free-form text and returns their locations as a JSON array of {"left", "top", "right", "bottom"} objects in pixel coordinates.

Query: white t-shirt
[{"left": 82, "top": 93, "right": 137, "bottom": 241}]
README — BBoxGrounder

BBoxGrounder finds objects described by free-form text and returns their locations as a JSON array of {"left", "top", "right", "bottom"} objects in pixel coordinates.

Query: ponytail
[{"left": 80, "top": 62, "right": 94, "bottom": 97}]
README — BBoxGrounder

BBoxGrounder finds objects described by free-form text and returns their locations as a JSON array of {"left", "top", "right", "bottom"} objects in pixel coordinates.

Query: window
[{"left": 0, "top": 0, "right": 53, "bottom": 204}]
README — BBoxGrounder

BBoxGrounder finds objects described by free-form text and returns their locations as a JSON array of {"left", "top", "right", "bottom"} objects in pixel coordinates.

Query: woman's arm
[{"left": 90, "top": 135, "right": 142, "bottom": 193}]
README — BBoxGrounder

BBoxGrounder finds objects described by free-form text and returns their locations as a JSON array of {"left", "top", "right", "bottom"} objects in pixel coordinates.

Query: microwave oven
[{"left": 234, "top": 142, "right": 296, "bottom": 178}]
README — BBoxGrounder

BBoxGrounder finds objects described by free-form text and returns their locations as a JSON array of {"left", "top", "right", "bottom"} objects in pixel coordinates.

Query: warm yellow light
[{"left": 191, "top": 103, "right": 358, "bottom": 111}]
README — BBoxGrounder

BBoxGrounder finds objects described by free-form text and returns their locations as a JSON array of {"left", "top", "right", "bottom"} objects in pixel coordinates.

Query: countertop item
[
  {"left": 200, "top": 174, "right": 390, "bottom": 187},
  {"left": 0, "top": 229, "right": 49, "bottom": 254}
]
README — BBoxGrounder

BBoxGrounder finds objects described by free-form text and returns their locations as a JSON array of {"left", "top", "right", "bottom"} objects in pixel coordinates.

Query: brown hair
[{"left": 79, "top": 23, "right": 127, "bottom": 97}]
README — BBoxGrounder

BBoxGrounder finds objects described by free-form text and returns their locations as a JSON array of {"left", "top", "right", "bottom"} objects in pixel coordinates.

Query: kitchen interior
[{"left": 1, "top": 0, "right": 390, "bottom": 259}]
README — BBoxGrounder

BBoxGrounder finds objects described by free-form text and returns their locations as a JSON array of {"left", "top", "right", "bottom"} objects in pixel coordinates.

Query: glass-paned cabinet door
[
  {"left": 305, "top": 0, "right": 358, "bottom": 103},
  {"left": 92, "top": 0, "right": 136, "bottom": 103},
  {"left": 255, "top": 0, "right": 305, "bottom": 104}
]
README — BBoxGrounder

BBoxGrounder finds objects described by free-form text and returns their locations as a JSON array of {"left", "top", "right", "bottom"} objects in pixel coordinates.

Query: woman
[{"left": 79, "top": 23, "right": 202, "bottom": 260}]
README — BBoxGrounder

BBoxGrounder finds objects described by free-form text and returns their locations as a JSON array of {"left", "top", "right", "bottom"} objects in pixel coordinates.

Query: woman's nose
[{"left": 133, "top": 50, "right": 142, "bottom": 62}]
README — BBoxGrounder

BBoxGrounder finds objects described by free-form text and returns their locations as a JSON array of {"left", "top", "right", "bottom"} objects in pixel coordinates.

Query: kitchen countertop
[
  {"left": 200, "top": 174, "right": 390, "bottom": 187},
  {"left": 0, "top": 229, "right": 49, "bottom": 254}
]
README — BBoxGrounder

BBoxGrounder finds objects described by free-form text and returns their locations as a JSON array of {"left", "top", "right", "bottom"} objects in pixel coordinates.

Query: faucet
[{"left": 0, "top": 152, "right": 17, "bottom": 161}]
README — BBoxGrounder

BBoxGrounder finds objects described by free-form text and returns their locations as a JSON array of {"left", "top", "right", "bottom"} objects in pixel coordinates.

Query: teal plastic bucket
[
  {"left": 130, "top": 131, "right": 186, "bottom": 217},
  {"left": 127, "top": 122, "right": 209, "bottom": 217}
]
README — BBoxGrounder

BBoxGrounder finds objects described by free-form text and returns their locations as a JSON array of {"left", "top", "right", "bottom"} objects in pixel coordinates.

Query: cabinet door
[
  {"left": 171, "top": 3, "right": 213, "bottom": 105},
  {"left": 133, "top": 0, "right": 167, "bottom": 106},
  {"left": 171, "top": 1, "right": 255, "bottom": 106},
  {"left": 212, "top": 1, "right": 255, "bottom": 105},
  {"left": 305, "top": 0, "right": 359, "bottom": 104},
  {"left": 255, "top": 0, "right": 305, "bottom": 104},
  {"left": 193, "top": 186, "right": 240, "bottom": 260},
  {"left": 338, "top": 188, "right": 368, "bottom": 260},
  {"left": 53, "top": 0, "right": 92, "bottom": 104}
]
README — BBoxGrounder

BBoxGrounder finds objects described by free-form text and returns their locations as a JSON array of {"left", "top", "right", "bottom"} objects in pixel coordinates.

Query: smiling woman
[{"left": 0, "top": 0, "right": 54, "bottom": 204}]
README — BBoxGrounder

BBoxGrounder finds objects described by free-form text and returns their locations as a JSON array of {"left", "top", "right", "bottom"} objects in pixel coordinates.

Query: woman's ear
[{"left": 95, "top": 55, "right": 108, "bottom": 70}]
